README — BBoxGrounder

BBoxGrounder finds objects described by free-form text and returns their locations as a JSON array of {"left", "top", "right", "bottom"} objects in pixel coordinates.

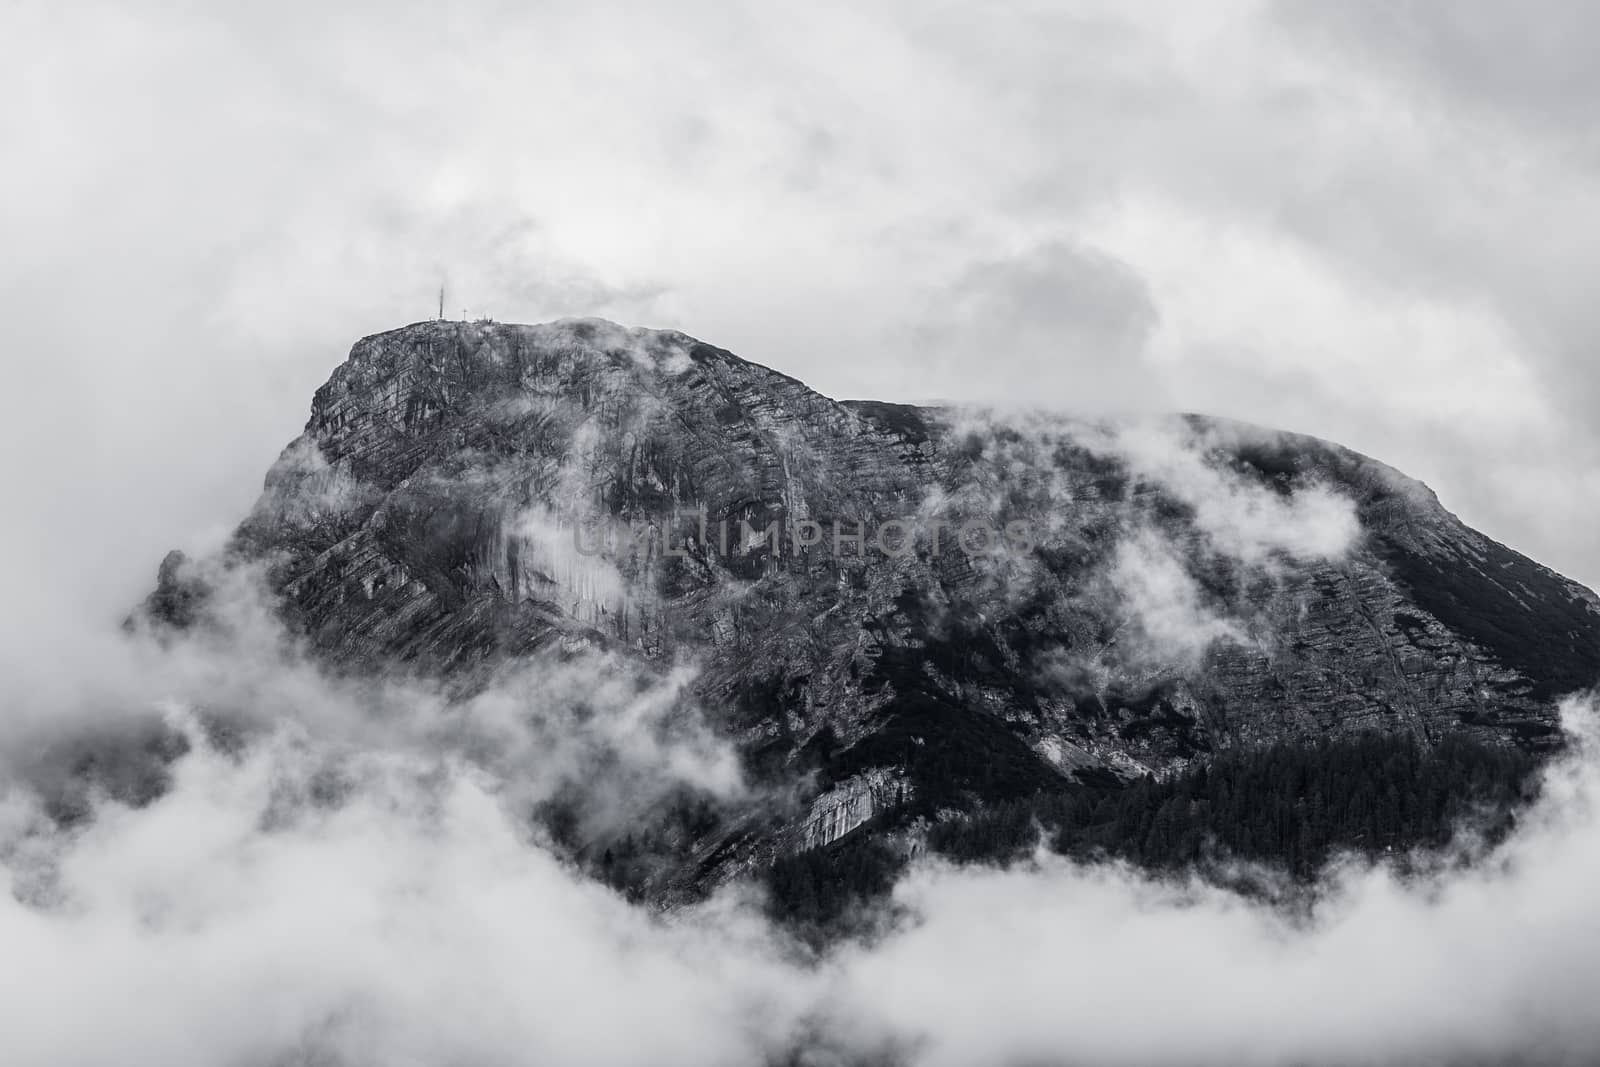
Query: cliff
[{"left": 139, "top": 318, "right": 1600, "bottom": 888}]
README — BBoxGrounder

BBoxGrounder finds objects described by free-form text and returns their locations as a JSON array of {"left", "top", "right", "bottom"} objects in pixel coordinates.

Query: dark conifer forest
[{"left": 766, "top": 732, "right": 1540, "bottom": 934}]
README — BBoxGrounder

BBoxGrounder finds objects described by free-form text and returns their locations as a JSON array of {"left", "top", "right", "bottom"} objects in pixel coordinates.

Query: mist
[
  {"left": 0, "top": 540, "right": 1596, "bottom": 1066},
  {"left": 9, "top": 0, "right": 1600, "bottom": 598},
  {"left": 7, "top": 1, "right": 1600, "bottom": 1064}
]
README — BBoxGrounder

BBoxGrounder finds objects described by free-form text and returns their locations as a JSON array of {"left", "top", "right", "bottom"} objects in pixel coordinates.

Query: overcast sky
[
  {"left": 6, "top": 0, "right": 1600, "bottom": 632},
  {"left": 10, "top": 7, "right": 1600, "bottom": 1064}
]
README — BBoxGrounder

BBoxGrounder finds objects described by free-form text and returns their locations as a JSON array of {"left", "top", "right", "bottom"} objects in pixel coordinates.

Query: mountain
[{"left": 137, "top": 318, "right": 1600, "bottom": 903}]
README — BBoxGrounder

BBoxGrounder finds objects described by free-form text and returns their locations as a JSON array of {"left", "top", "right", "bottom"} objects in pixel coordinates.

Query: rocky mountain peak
[{"left": 140, "top": 319, "right": 1600, "bottom": 890}]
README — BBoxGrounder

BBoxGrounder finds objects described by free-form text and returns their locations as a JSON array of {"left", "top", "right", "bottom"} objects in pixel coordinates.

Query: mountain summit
[{"left": 140, "top": 318, "right": 1600, "bottom": 897}]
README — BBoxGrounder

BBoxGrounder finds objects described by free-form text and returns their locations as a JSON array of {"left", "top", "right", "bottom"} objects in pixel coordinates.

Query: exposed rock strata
[{"left": 139, "top": 318, "right": 1600, "bottom": 884}]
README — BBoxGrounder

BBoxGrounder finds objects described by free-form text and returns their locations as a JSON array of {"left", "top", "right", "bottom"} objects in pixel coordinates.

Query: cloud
[
  {"left": 1278, "top": 0, "right": 1600, "bottom": 137},
  {"left": 1099, "top": 527, "right": 1249, "bottom": 670},
  {"left": 1078, "top": 417, "right": 1360, "bottom": 672},
  {"left": 916, "top": 241, "right": 1163, "bottom": 410},
  {"left": 7, "top": 2, "right": 1600, "bottom": 1063},
  {"left": 837, "top": 697, "right": 1600, "bottom": 1067},
  {"left": 1103, "top": 418, "right": 1362, "bottom": 567},
  {"left": 7, "top": 410, "right": 1584, "bottom": 1067},
  {"left": 1, "top": 558, "right": 745, "bottom": 857},
  {"left": 0, "top": 721, "right": 804, "bottom": 1067},
  {"left": 931, "top": 409, "right": 1358, "bottom": 672},
  {"left": 7, "top": 0, "right": 1600, "bottom": 603},
  {"left": 10, "top": 604, "right": 1600, "bottom": 1067}
]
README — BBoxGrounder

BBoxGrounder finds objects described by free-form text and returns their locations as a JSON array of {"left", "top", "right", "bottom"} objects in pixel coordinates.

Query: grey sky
[
  {"left": 10, "top": 8, "right": 1600, "bottom": 1063},
  {"left": 5, "top": 0, "right": 1600, "bottom": 645}
]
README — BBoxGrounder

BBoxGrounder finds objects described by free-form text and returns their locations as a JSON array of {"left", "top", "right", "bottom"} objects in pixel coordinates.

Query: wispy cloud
[{"left": 8, "top": 591, "right": 1600, "bottom": 1067}]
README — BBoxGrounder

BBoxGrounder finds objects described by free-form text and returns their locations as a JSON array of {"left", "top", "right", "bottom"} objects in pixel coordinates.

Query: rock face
[{"left": 144, "top": 318, "right": 1600, "bottom": 876}]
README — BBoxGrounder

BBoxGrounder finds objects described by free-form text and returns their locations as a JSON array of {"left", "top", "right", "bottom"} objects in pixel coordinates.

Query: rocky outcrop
[
  {"left": 140, "top": 318, "right": 1600, "bottom": 885},
  {"left": 797, "top": 770, "right": 913, "bottom": 852}
]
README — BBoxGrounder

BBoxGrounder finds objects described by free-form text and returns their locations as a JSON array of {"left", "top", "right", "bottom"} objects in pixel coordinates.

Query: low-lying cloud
[
  {"left": 1094, "top": 418, "right": 1363, "bottom": 568},
  {"left": 1079, "top": 418, "right": 1362, "bottom": 670},
  {"left": 1099, "top": 528, "right": 1249, "bottom": 671},
  {"left": 936, "top": 410, "right": 1360, "bottom": 673},
  {"left": 8, "top": 559, "right": 1600, "bottom": 1065}
]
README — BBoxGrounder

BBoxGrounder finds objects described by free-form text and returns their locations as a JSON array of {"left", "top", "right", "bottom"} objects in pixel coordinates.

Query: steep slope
[{"left": 140, "top": 318, "right": 1600, "bottom": 890}]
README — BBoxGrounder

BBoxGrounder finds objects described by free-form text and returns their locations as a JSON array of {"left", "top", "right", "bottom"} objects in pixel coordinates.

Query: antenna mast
[{"left": 438, "top": 285, "right": 445, "bottom": 321}]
